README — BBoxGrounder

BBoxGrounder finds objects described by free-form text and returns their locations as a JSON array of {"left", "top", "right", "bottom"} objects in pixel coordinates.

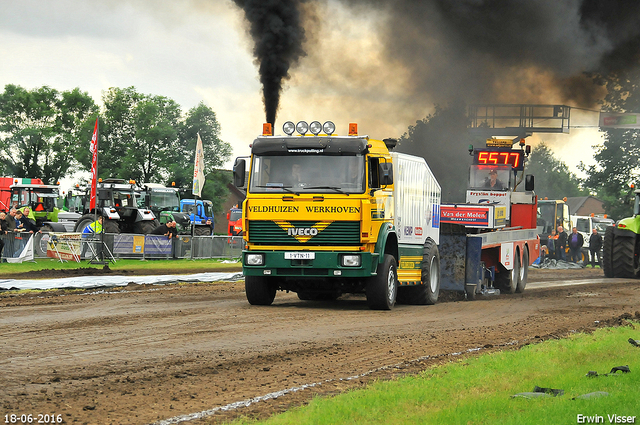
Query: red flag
[{"left": 89, "top": 118, "right": 98, "bottom": 210}]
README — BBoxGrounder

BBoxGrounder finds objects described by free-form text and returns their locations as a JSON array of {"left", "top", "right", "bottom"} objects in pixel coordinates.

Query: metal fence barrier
[{"left": 0, "top": 232, "right": 245, "bottom": 261}]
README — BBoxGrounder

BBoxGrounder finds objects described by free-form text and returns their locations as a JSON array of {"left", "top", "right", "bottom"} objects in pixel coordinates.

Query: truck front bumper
[{"left": 242, "top": 250, "right": 379, "bottom": 278}]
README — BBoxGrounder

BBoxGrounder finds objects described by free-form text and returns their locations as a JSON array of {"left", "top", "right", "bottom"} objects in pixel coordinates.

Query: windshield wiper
[
  {"left": 305, "top": 186, "right": 349, "bottom": 195},
  {"left": 255, "top": 185, "right": 299, "bottom": 195}
]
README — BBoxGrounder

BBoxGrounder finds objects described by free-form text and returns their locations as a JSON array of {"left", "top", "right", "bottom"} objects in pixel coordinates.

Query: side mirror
[
  {"left": 233, "top": 158, "right": 246, "bottom": 187},
  {"left": 379, "top": 162, "right": 393, "bottom": 186},
  {"left": 525, "top": 174, "right": 535, "bottom": 191},
  {"left": 226, "top": 212, "right": 230, "bottom": 220}
]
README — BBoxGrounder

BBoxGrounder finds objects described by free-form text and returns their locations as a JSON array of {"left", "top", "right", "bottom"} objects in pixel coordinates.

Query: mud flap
[{"left": 439, "top": 228, "right": 482, "bottom": 292}]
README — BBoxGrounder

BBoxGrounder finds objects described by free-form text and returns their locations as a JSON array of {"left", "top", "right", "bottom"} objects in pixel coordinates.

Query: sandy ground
[{"left": 1, "top": 267, "right": 639, "bottom": 425}]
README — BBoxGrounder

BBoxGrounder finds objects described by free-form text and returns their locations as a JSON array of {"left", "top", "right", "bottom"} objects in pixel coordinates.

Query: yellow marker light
[
  {"left": 263, "top": 123, "right": 273, "bottom": 136},
  {"left": 348, "top": 123, "right": 358, "bottom": 136}
]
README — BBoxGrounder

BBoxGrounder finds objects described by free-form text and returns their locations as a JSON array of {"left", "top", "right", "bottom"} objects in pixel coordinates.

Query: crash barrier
[
  {"left": 0, "top": 231, "right": 36, "bottom": 262},
  {"left": 1, "top": 232, "right": 245, "bottom": 261}
]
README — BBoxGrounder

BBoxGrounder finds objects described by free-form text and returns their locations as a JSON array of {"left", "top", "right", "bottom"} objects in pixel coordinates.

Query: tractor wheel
[
  {"left": 602, "top": 226, "right": 614, "bottom": 278},
  {"left": 516, "top": 248, "right": 529, "bottom": 293},
  {"left": 496, "top": 249, "right": 520, "bottom": 294},
  {"left": 245, "top": 276, "right": 277, "bottom": 305},
  {"left": 611, "top": 235, "right": 635, "bottom": 278},
  {"left": 134, "top": 220, "right": 156, "bottom": 235},
  {"left": 612, "top": 235, "right": 635, "bottom": 278},
  {"left": 36, "top": 224, "right": 55, "bottom": 256},
  {"left": 73, "top": 214, "right": 96, "bottom": 233},
  {"left": 195, "top": 225, "right": 212, "bottom": 236},
  {"left": 398, "top": 238, "right": 440, "bottom": 305},
  {"left": 103, "top": 219, "right": 120, "bottom": 234},
  {"left": 366, "top": 254, "right": 398, "bottom": 310}
]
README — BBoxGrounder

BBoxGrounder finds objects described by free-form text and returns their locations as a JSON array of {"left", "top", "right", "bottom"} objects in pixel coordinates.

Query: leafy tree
[
  {"left": 172, "top": 102, "right": 232, "bottom": 191},
  {"left": 525, "top": 143, "right": 587, "bottom": 200},
  {"left": 0, "top": 84, "right": 97, "bottom": 183},
  {"left": 581, "top": 68, "right": 640, "bottom": 219}
]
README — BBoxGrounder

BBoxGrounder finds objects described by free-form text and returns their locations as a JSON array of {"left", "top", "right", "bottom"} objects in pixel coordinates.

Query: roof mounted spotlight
[
  {"left": 283, "top": 121, "right": 295, "bottom": 136},
  {"left": 323, "top": 121, "right": 335, "bottom": 135},
  {"left": 296, "top": 121, "right": 309, "bottom": 135},
  {"left": 309, "top": 121, "right": 322, "bottom": 135}
]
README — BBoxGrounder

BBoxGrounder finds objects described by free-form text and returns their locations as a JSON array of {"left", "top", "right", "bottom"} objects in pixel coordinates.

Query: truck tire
[
  {"left": 611, "top": 235, "right": 636, "bottom": 278},
  {"left": 397, "top": 238, "right": 440, "bottom": 305},
  {"left": 602, "top": 226, "right": 614, "bottom": 278},
  {"left": 134, "top": 220, "right": 156, "bottom": 235},
  {"left": 366, "top": 254, "right": 398, "bottom": 310},
  {"left": 195, "top": 225, "right": 212, "bottom": 236},
  {"left": 496, "top": 249, "right": 520, "bottom": 294},
  {"left": 516, "top": 248, "right": 529, "bottom": 293},
  {"left": 245, "top": 276, "right": 277, "bottom": 305}
]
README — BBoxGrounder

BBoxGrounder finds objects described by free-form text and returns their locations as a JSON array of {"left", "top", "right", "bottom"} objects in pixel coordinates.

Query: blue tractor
[{"left": 180, "top": 198, "right": 214, "bottom": 236}]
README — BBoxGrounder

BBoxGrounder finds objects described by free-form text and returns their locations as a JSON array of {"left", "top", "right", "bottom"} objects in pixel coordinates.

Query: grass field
[
  {"left": 233, "top": 324, "right": 640, "bottom": 425},
  {"left": 0, "top": 257, "right": 241, "bottom": 275}
]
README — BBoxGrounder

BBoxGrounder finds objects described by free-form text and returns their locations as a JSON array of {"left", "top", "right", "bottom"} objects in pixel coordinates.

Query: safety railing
[{"left": 0, "top": 232, "right": 245, "bottom": 262}]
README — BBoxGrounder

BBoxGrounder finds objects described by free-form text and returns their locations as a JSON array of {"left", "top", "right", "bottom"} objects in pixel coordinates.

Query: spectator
[
  {"left": 547, "top": 229, "right": 557, "bottom": 260},
  {"left": 588, "top": 228, "right": 603, "bottom": 268},
  {"left": 0, "top": 211, "right": 8, "bottom": 260},
  {"left": 6, "top": 208, "right": 17, "bottom": 232},
  {"left": 568, "top": 226, "right": 584, "bottom": 263},
  {"left": 151, "top": 221, "right": 178, "bottom": 239},
  {"left": 15, "top": 211, "right": 37, "bottom": 234},
  {"left": 81, "top": 216, "right": 104, "bottom": 258},
  {"left": 556, "top": 225, "right": 568, "bottom": 261}
]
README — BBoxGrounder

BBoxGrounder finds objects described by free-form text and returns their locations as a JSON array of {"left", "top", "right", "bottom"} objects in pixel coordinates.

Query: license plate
[{"left": 284, "top": 252, "right": 315, "bottom": 260}]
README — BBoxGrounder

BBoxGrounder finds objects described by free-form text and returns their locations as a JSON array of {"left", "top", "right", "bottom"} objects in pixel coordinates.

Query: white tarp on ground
[{"left": 0, "top": 272, "right": 244, "bottom": 291}]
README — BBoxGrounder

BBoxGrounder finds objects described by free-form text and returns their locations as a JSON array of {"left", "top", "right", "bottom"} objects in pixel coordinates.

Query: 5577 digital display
[{"left": 473, "top": 149, "right": 524, "bottom": 171}]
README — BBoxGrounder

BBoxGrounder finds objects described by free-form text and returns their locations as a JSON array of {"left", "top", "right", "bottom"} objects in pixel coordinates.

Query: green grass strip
[
  {"left": 0, "top": 258, "right": 241, "bottom": 275},
  {"left": 235, "top": 324, "right": 640, "bottom": 425}
]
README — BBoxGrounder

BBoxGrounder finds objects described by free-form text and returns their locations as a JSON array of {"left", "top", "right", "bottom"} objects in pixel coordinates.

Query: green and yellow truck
[{"left": 233, "top": 121, "right": 441, "bottom": 310}]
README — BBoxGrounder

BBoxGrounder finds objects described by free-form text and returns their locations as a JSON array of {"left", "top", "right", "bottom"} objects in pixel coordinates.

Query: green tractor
[
  {"left": 603, "top": 189, "right": 640, "bottom": 278},
  {"left": 137, "top": 183, "right": 192, "bottom": 234}
]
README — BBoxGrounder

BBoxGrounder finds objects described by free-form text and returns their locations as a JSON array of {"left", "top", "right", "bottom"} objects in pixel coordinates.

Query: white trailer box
[{"left": 392, "top": 152, "right": 441, "bottom": 245}]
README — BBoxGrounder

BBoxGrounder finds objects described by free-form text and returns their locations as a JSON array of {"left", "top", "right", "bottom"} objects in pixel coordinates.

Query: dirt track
[{"left": 1, "top": 267, "right": 639, "bottom": 425}]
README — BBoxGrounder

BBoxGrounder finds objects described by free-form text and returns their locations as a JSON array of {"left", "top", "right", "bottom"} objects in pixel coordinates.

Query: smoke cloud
[{"left": 231, "top": 0, "right": 306, "bottom": 126}]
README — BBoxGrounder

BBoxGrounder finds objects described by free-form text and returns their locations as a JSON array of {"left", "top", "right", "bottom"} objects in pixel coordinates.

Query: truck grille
[{"left": 248, "top": 221, "right": 360, "bottom": 245}]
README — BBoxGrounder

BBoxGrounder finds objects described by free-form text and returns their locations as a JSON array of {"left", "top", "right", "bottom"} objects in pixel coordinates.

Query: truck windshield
[
  {"left": 229, "top": 210, "right": 242, "bottom": 221},
  {"left": 150, "top": 191, "right": 180, "bottom": 211},
  {"left": 468, "top": 165, "right": 511, "bottom": 191},
  {"left": 250, "top": 155, "right": 365, "bottom": 194}
]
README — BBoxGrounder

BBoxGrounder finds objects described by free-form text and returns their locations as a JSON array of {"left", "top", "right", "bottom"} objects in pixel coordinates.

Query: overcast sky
[{"left": 0, "top": 0, "right": 605, "bottom": 180}]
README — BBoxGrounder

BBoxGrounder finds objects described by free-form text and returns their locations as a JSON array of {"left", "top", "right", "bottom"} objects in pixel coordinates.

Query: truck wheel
[
  {"left": 602, "top": 226, "right": 614, "bottom": 277},
  {"left": 195, "top": 226, "right": 212, "bottom": 236},
  {"left": 245, "top": 276, "right": 277, "bottom": 305},
  {"left": 397, "top": 238, "right": 440, "bottom": 305},
  {"left": 516, "top": 248, "right": 529, "bottom": 293},
  {"left": 134, "top": 220, "right": 156, "bottom": 234},
  {"left": 612, "top": 235, "right": 636, "bottom": 278},
  {"left": 497, "top": 250, "right": 520, "bottom": 294},
  {"left": 366, "top": 254, "right": 398, "bottom": 310}
]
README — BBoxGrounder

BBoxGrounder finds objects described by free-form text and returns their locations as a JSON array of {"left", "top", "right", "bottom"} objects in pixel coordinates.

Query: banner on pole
[
  {"left": 192, "top": 133, "right": 206, "bottom": 197},
  {"left": 89, "top": 117, "right": 99, "bottom": 210}
]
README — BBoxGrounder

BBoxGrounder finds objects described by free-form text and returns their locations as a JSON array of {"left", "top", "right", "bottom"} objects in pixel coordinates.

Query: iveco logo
[{"left": 288, "top": 227, "right": 318, "bottom": 236}]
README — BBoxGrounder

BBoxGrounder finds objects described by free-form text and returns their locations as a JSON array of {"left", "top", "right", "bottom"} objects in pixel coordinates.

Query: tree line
[{"left": 0, "top": 85, "right": 232, "bottom": 213}]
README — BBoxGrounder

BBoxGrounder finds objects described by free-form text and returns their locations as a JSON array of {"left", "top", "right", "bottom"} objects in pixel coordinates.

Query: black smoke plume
[{"left": 232, "top": 0, "right": 306, "bottom": 126}]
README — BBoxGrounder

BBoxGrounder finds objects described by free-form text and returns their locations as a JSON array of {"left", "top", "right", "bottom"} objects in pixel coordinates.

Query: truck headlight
[
  {"left": 245, "top": 253, "right": 264, "bottom": 266},
  {"left": 340, "top": 254, "right": 361, "bottom": 267}
]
